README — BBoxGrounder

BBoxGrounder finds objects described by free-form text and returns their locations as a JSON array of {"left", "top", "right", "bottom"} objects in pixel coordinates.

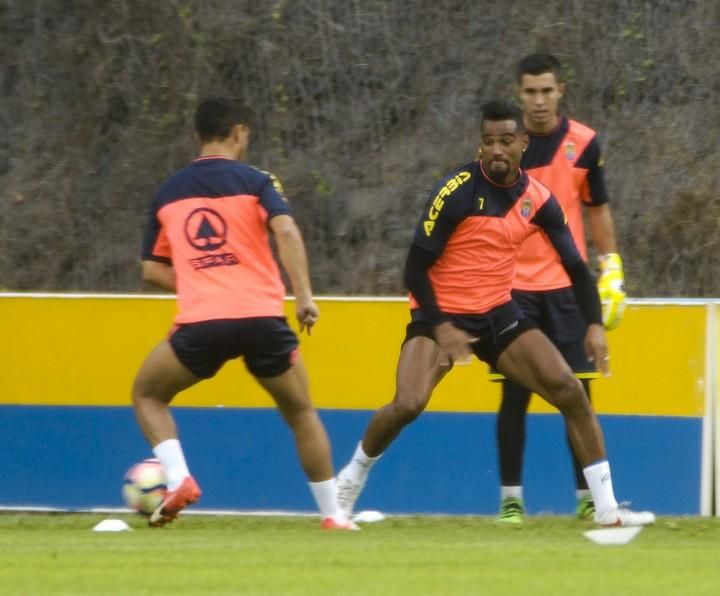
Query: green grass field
[{"left": 1, "top": 513, "right": 719, "bottom": 595}]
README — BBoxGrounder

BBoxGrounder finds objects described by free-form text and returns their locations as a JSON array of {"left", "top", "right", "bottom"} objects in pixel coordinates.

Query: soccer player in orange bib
[
  {"left": 494, "top": 53, "right": 626, "bottom": 524},
  {"left": 133, "top": 97, "right": 356, "bottom": 530},
  {"left": 336, "top": 100, "right": 653, "bottom": 527}
]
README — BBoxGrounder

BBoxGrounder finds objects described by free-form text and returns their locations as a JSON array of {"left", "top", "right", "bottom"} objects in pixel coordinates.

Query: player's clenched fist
[{"left": 598, "top": 253, "right": 626, "bottom": 331}]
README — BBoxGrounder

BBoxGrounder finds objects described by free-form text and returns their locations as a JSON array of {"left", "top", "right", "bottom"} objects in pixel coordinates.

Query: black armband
[{"left": 564, "top": 260, "right": 603, "bottom": 326}]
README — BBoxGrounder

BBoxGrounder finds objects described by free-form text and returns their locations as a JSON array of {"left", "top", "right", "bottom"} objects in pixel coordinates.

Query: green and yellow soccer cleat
[
  {"left": 497, "top": 497, "right": 524, "bottom": 524},
  {"left": 576, "top": 495, "right": 596, "bottom": 521}
]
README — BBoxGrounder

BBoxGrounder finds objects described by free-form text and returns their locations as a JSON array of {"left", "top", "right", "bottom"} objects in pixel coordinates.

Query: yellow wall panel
[
  {"left": 589, "top": 304, "right": 706, "bottom": 417},
  {"left": 0, "top": 295, "right": 707, "bottom": 416}
]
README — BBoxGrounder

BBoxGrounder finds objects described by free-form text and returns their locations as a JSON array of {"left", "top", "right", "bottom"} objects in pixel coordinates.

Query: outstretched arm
[
  {"left": 269, "top": 214, "right": 318, "bottom": 334},
  {"left": 560, "top": 260, "right": 609, "bottom": 377},
  {"left": 534, "top": 197, "right": 609, "bottom": 375}
]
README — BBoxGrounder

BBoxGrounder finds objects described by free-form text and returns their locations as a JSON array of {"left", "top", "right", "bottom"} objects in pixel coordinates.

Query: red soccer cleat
[{"left": 149, "top": 476, "right": 201, "bottom": 528}]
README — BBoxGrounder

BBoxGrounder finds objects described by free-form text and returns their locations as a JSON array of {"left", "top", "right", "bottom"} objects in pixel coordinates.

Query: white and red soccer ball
[{"left": 122, "top": 458, "right": 167, "bottom": 515}]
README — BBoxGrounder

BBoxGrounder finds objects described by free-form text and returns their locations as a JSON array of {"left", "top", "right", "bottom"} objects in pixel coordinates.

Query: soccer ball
[{"left": 122, "top": 458, "right": 167, "bottom": 516}]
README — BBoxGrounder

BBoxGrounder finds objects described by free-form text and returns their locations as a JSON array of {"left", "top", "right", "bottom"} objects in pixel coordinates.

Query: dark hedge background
[{"left": 1, "top": 1, "right": 718, "bottom": 295}]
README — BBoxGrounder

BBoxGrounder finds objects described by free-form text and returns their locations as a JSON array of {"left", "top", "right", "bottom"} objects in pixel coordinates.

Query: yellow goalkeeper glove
[{"left": 597, "top": 253, "right": 626, "bottom": 330}]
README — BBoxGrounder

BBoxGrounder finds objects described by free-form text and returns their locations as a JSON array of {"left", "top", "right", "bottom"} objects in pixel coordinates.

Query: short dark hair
[
  {"left": 194, "top": 97, "right": 253, "bottom": 142},
  {"left": 480, "top": 100, "right": 525, "bottom": 132},
  {"left": 516, "top": 52, "right": 563, "bottom": 83}
]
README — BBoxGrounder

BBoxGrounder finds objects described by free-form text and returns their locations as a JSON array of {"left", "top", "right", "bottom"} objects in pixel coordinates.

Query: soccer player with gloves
[{"left": 494, "top": 53, "right": 627, "bottom": 524}]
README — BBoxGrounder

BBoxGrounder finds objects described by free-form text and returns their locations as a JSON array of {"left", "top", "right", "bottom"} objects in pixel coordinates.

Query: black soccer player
[{"left": 336, "top": 100, "right": 653, "bottom": 528}]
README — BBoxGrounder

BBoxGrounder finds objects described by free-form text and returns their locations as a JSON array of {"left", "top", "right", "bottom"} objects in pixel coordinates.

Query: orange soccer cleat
[
  {"left": 149, "top": 476, "right": 202, "bottom": 528},
  {"left": 321, "top": 516, "right": 360, "bottom": 531}
]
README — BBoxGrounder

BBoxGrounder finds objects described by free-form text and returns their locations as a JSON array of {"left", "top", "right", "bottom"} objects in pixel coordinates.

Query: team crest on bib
[
  {"left": 565, "top": 141, "right": 576, "bottom": 161},
  {"left": 520, "top": 198, "right": 532, "bottom": 218}
]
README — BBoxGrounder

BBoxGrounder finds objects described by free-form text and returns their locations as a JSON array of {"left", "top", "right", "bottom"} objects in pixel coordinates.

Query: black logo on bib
[{"left": 184, "top": 208, "right": 227, "bottom": 251}]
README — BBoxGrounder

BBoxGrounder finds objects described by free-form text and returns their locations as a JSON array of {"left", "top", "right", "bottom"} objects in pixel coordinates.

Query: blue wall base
[{"left": 0, "top": 406, "right": 701, "bottom": 515}]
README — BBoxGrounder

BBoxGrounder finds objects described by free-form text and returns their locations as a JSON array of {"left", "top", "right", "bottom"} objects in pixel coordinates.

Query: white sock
[
  {"left": 309, "top": 478, "right": 342, "bottom": 519},
  {"left": 342, "top": 441, "right": 381, "bottom": 484},
  {"left": 583, "top": 460, "right": 619, "bottom": 516},
  {"left": 153, "top": 439, "right": 190, "bottom": 491},
  {"left": 501, "top": 486, "right": 523, "bottom": 501}
]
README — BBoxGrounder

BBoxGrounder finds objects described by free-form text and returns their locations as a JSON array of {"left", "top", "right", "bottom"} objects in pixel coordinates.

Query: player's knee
[
  {"left": 282, "top": 406, "right": 319, "bottom": 430},
  {"left": 131, "top": 378, "right": 151, "bottom": 404},
  {"left": 548, "top": 373, "right": 586, "bottom": 413},
  {"left": 132, "top": 377, "right": 174, "bottom": 406},
  {"left": 391, "top": 394, "right": 427, "bottom": 425}
]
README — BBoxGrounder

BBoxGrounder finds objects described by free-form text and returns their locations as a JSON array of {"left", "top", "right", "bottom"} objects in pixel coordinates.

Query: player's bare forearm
[
  {"left": 271, "top": 215, "right": 319, "bottom": 333},
  {"left": 587, "top": 204, "right": 618, "bottom": 255},
  {"left": 141, "top": 260, "right": 176, "bottom": 292},
  {"left": 271, "top": 215, "right": 313, "bottom": 302}
]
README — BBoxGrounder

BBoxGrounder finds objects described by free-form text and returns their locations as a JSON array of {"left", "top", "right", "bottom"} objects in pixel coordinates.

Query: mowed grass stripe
[{"left": 0, "top": 514, "right": 719, "bottom": 595}]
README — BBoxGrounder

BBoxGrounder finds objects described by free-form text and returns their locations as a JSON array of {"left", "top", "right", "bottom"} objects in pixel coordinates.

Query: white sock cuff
[
  {"left": 153, "top": 438, "right": 179, "bottom": 452},
  {"left": 584, "top": 459, "right": 609, "bottom": 473},
  {"left": 356, "top": 441, "right": 381, "bottom": 462},
  {"left": 501, "top": 486, "right": 523, "bottom": 500},
  {"left": 152, "top": 438, "right": 190, "bottom": 491}
]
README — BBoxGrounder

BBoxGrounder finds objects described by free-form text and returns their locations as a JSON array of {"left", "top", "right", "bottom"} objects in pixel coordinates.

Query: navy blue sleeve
[
  {"left": 532, "top": 195, "right": 602, "bottom": 325},
  {"left": 141, "top": 194, "right": 172, "bottom": 264},
  {"left": 258, "top": 171, "right": 292, "bottom": 218},
  {"left": 530, "top": 195, "right": 583, "bottom": 267},
  {"left": 411, "top": 175, "right": 474, "bottom": 255},
  {"left": 404, "top": 244, "right": 447, "bottom": 325},
  {"left": 576, "top": 137, "right": 608, "bottom": 206}
]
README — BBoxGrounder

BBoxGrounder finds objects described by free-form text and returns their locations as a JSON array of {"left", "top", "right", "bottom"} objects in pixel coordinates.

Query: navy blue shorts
[
  {"left": 169, "top": 317, "right": 299, "bottom": 379},
  {"left": 404, "top": 301, "right": 535, "bottom": 368},
  {"left": 511, "top": 287, "right": 595, "bottom": 374},
  {"left": 488, "top": 288, "right": 596, "bottom": 380}
]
